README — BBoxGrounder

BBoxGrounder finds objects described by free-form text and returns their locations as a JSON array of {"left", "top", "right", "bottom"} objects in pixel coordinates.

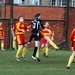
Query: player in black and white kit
[
  {"left": 31, "top": 13, "right": 45, "bottom": 61},
  {"left": 31, "top": 13, "right": 60, "bottom": 62}
]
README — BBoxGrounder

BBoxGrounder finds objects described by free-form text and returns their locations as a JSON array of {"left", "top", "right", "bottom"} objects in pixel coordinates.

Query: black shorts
[{"left": 32, "top": 33, "right": 40, "bottom": 41}]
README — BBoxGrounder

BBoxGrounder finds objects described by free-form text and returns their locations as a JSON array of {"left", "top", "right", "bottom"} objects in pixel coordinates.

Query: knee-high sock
[
  {"left": 1, "top": 42, "right": 4, "bottom": 50},
  {"left": 16, "top": 46, "right": 22, "bottom": 57},
  {"left": 67, "top": 55, "right": 74, "bottom": 67},
  {"left": 33, "top": 47, "right": 38, "bottom": 57},
  {"left": 44, "top": 36, "right": 58, "bottom": 49},
  {"left": 36, "top": 49, "right": 39, "bottom": 58},
  {"left": 22, "top": 47, "right": 26, "bottom": 57},
  {"left": 42, "top": 47, "right": 46, "bottom": 53},
  {"left": 45, "top": 48, "right": 49, "bottom": 56},
  {"left": 49, "top": 40, "right": 58, "bottom": 49},
  {"left": 13, "top": 40, "right": 17, "bottom": 50}
]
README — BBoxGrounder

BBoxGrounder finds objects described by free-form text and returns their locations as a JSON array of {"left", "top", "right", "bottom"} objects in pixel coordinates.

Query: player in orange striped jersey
[
  {"left": 67, "top": 28, "right": 75, "bottom": 69},
  {"left": 40, "top": 23, "right": 58, "bottom": 50},
  {"left": 36, "top": 22, "right": 59, "bottom": 58},
  {"left": 13, "top": 16, "right": 28, "bottom": 61},
  {"left": 41, "top": 22, "right": 54, "bottom": 58},
  {"left": 0, "top": 22, "right": 5, "bottom": 51}
]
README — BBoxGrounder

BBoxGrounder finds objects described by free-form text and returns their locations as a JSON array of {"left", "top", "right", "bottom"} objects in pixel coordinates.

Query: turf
[{"left": 0, "top": 49, "right": 75, "bottom": 75}]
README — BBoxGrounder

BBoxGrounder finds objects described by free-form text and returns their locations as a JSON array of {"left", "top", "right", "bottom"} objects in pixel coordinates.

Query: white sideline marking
[{"left": 1, "top": 68, "right": 75, "bottom": 71}]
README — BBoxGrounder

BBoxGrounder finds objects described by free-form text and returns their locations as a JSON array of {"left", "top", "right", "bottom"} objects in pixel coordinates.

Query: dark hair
[
  {"left": 35, "top": 13, "right": 40, "bottom": 18},
  {"left": 18, "top": 16, "right": 23, "bottom": 20},
  {"left": 0, "top": 21, "right": 2, "bottom": 23}
]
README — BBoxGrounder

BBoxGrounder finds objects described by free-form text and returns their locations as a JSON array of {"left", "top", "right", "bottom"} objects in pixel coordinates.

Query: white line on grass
[{"left": 1, "top": 68, "right": 75, "bottom": 71}]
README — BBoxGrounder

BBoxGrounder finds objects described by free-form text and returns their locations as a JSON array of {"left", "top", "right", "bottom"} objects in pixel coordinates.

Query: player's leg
[
  {"left": 13, "top": 40, "right": 17, "bottom": 50},
  {"left": 32, "top": 41, "right": 39, "bottom": 59},
  {"left": 41, "top": 38, "right": 47, "bottom": 56},
  {"left": 36, "top": 49, "right": 39, "bottom": 58},
  {"left": 1, "top": 40, "right": 5, "bottom": 51},
  {"left": 67, "top": 42, "right": 75, "bottom": 69},
  {"left": 13, "top": 36, "right": 17, "bottom": 50},
  {"left": 16, "top": 35, "right": 23, "bottom": 61},
  {"left": 12, "top": 31, "right": 17, "bottom": 50},
  {"left": 41, "top": 43, "right": 46, "bottom": 56},
  {"left": 45, "top": 44, "right": 49, "bottom": 58},
  {"left": 31, "top": 34, "right": 41, "bottom": 62},
  {"left": 32, "top": 41, "right": 41, "bottom": 62},
  {"left": 71, "top": 43, "right": 75, "bottom": 63},
  {"left": 16, "top": 45, "right": 23, "bottom": 61},
  {"left": 21, "top": 35, "right": 27, "bottom": 60},
  {"left": 73, "top": 56, "right": 75, "bottom": 63},
  {"left": 28, "top": 34, "right": 34, "bottom": 44},
  {"left": 22, "top": 43, "right": 27, "bottom": 60},
  {"left": 22, "top": 47, "right": 27, "bottom": 57},
  {"left": 35, "top": 48, "right": 41, "bottom": 61},
  {"left": 22, "top": 47, "right": 27, "bottom": 60},
  {"left": 67, "top": 51, "right": 75, "bottom": 69},
  {"left": 43, "top": 36, "right": 59, "bottom": 49}
]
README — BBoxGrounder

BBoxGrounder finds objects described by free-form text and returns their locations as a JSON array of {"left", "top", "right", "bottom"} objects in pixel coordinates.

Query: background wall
[{"left": 1, "top": 5, "right": 75, "bottom": 49}]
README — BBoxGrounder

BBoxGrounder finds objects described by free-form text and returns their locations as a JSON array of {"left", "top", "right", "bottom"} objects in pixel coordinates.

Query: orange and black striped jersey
[
  {"left": 70, "top": 28, "right": 75, "bottom": 41},
  {"left": 13, "top": 21, "right": 27, "bottom": 35},
  {"left": 0, "top": 25, "right": 4, "bottom": 38},
  {"left": 40, "top": 25, "right": 54, "bottom": 38}
]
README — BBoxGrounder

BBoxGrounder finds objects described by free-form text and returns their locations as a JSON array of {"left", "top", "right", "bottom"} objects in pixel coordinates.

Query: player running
[
  {"left": 0, "top": 22, "right": 5, "bottom": 51},
  {"left": 41, "top": 22, "right": 54, "bottom": 58},
  {"left": 13, "top": 16, "right": 28, "bottom": 61},
  {"left": 67, "top": 28, "right": 75, "bottom": 69}
]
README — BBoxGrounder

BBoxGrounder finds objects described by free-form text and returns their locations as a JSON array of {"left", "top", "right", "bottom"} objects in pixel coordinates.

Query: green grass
[{"left": 0, "top": 49, "right": 75, "bottom": 75}]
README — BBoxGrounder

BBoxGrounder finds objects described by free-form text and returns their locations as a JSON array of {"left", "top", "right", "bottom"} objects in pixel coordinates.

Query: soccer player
[
  {"left": 0, "top": 22, "right": 5, "bottom": 51},
  {"left": 31, "top": 13, "right": 59, "bottom": 62},
  {"left": 13, "top": 16, "right": 28, "bottom": 61},
  {"left": 41, "top": 22, "right": 54, "bottom": 58},
  {"left": 67, "top": 28, "right": 75, "bottom": 69},
  {"left": 71, "top": 45, "right": 75, "bottom": 63},
  {"left": 36, "top": 22, "right": 58, "bottom": 58},
  {"left": 40, "top": 25, "right": 59, "bottom": 50},
  {"left": 31, "top": 13, "right": 47, "bottom": 62}
]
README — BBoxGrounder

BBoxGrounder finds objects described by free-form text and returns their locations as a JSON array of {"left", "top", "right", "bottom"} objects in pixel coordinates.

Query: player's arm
[
  {"left": 24, "top": 23, "right": 30, "bottom": 31},
  {"left": 44, "top": 28, "right": 52, "bottom": 34},
  {"left": 50, "top": 28, "right": 54, "bottom": 40}
]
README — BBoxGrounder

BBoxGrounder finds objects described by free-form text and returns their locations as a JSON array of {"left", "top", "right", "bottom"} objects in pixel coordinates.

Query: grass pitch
[{"left": 0, "top": 49, "right": 75, "bottom": 75}]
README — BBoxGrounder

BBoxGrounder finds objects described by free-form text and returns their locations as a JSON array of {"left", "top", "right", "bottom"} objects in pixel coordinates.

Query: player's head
[
  {"left": 18, "top": 16, "right": 24, "bottom": 22},
  {"left": 35, "top": 13, "right": 40, "bottom": 19},
  {"left": 45, "top": 22, "right": 49, "bottom": 27}
]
